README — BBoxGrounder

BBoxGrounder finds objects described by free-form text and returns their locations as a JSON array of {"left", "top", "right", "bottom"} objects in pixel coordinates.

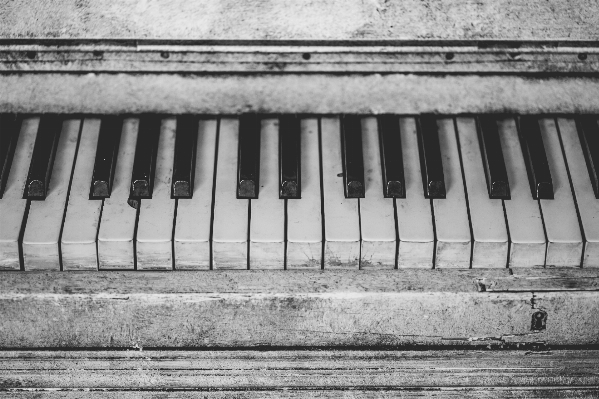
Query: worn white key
[
  {"left": 498, "top": 118, "right": 546, "bottom": 267},
  {"left": 174, "top": 119, "right": 217, "bottom": 269},
  {"left": 286, "top": 118, "right": 322, "bottom": 269},
  {"left": 456, "top": 117, "right": 508, "bottom": 268},
  {"left": 557, "top": 118, "right": 599, "bottom": 267},
  {"left": 61, "top": 119, "right": 102, "bottom": 270},
  {"left": 433, "top": 118, "right": 471, "bottom": 268},
  {"left": 249, "top": 118, "right": 285, "bottom": 269},
  {"left": 0, "top": 118, "right": 38, "bottom": 270},
  {"left": 538, "top": 118, "right": 583, "bottom": 267},
  {"left": 23, "top": 119, "right": 81, "bottom": 270},
  {"left": 321, "top": 117, "right": 360, "bottom": 268},
  {"left": 97, "top": 119, "right": 139, "bottom": 269},
  {"left": 136, "top": 117, "right": 176, "bottom": 270},
  {"left": 212, "top": 118, "right": 248, "bottom": 269},
  {"left": 359, "top": 117, "right": 396, "bottom": 269},
  {"left": 395, "top": 118, "right": 434, "bottom": 268}
]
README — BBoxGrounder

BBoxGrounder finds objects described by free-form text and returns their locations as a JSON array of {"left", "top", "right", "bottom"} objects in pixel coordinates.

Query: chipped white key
[
  {"left": 136, "top": 117, "right": 176, "bottom": 270},
  {"left": 456, "top": 117, "right": 508, "bottom": 268},
  {"left": 23, "top": 119, "right": 81, "bottom": 270},
  {"left": 538, "top": 118, "right": 583, "bottom": 267},
  {"left": 557, "top": 118, "right": 599, "bottom": 267},
  {"left": 321, "top": 117, "right": 360, "bottom": 268},
  {"left": 0, "top": 118, "right": 38, "bottom": 270},
  {"left": 97, "top": 119, "right": 139, "bottom": 269},
  {"left": 174, "top": 119, "right": 217, "bottom": 269},
  {"left": 286, "top": 118, "right": 322, "bottom": 269},
  {"left": 212, "top": 118, "right": 248, "bottom": 269},
  {"left": 249, "top": 118, "right": 285, "bottom": 269},
  {"left": 498, "top": 118, "right": 546, "bottom": 267},
  {"left": 396, "top": 118, "right": 434, "bottom": 268},
  {"left": 61, "top": 119, "right": 102, "bottom": 270},
  {"left": 432, "top": 118, "right": 471, "bottom": 268},
  {"left": 359, "top": 117, "right": 396, "bottom": 269}
]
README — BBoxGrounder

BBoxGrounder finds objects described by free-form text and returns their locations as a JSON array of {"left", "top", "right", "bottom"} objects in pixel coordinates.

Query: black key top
[
  {"left": 24, "top": 114, "right": 62, "bottom": 199},
  {"left": 416, "top": 115, "right": 446, "bottom": 199},
  {"left": 0, "top": 114, "right": 21, "bottom": 198},
  {"left": 129, "top": 115, "right": 161, "bottom": 199},
  {"left": 378, "top": 114, "right": 405, "bottom": 198},
  {"left": 279, "top": 115, "right": 301, "bottom": 199},
  {"left": 90, "top": 116, "right": 123, "bottom": 198},
  {"left": 340, "top": 115, "right": 365, "bottom": 198},
  {"left": 477, "top": 116, "right": 511, "bottom": 199},
  {"left": 575, "top": 116, "right": 599, "bottom": 199},
  {"left": 237, "top": 114, "right": 261, "bottom": 199},
  {"left": 172, "top": 115, "right": 198, "bottom": 199},
  {"left": 518, "top": 116, "right": 553, "bottom": 200}
]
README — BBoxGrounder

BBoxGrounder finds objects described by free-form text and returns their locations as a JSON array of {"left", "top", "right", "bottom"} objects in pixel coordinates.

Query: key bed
[{"left": 0, "top": 113, "right": 598, "bottom": 270}]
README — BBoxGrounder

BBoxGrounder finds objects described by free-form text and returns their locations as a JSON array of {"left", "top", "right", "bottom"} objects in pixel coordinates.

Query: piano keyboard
[{"left": 0, "top": 114, "right": 597, "bottom": 270}]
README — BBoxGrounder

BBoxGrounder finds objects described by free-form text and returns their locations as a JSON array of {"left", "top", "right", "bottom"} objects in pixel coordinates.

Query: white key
[
  {"left": 174, "top": 119, "right": 217, "bottom": 269},
  {"left": 286, "top": 118, "right": 322, "bottom": 269},
  {"left": 557, "top": 118, "right": 599, "bottom": 267},
  {"left": 249, "top": 118, "right": 285, "bottom": 269},
  {"left": 212, "top": 118, "right": 248, "bottom": 269},
  {"left": 136, "top": 117, "right": 176, "bottom": 270},
  {"left": 498, "top": 118, "right": 546, "bottom": 267},
  {"left": 0, "top": 118, "right": 38, "bottom": 270},
  {"left": 321, "top": 117, "right": 360, "bottom": 268},
  {"left": 287, "top": 119, "right": 322, "bottom": 269},
  {"left": 538, "top": 118, "right": 583, "bottom": 267},
  {"left": 23, "top": 119, "right": 81, "bottom": 270},
  {"left": 61, "top": 119, "right": 102, "bottom": 270},
  {"left": 396, "top": 118, "right": 434, "bottom": 268},
  {"left": 97, "top": 119, "right": 139, "bottom": 269},
  {"left": 456, "top": 117, "right": 508, "bottom": 268},
  {"left": 432, "top": 118, "right": 471, "bottom": 268},
  {"left": 359, "top": 117, "right": 396, "bottom": 269}
]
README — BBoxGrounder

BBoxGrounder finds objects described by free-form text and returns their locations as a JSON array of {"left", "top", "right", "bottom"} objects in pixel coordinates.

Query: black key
[
  {"left": 0, "top": 114, "right": 21, "bottom": 198},
  {"left": 90, "top": 116, "right": 123, "bottom": 198},
  {"left": 171, "top": 115, "right": 198, "bottom": 199},
  {"left": 237, "top": 114, "right": 261, "bottom": 199},
  {"left": 416, "top": 115, "right": 446, "bottom": 199},
  {"left": 24, "top": 114, "right": 62, "bottom": 199},
  {"left": 477, "top": 116, "right": 511, "bottom": 199},
  {"left": 340, "top": 115, "right": 365, "bottom": 198},
  {"left": 575, "top": 116, "right": 599, "bottom": 199},
  {"left": 129, "top": 115, "right": 161, "bottom": 199},
  {"left": 517, "top": 116, "right": 553, "bottom": 200},
  {"left": 279, "top": 115, "right": 301, "bottom": 199},
  {"left": 378, "top": 114, "right": 405, "bottom": 198}
]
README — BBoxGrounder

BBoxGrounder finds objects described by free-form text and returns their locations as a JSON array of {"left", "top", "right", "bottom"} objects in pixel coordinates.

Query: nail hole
[
  {"left": 93, "top": 50, "right": 104, "bottom": 57},
  {"left": 445, "top": 52, "right": 454, "bottom": 61},
  {"left": 160, "top": 51, "right": 170, "bottom": 59},
  {"left": 578, "top": 53, "right": 588, "bottom": 61},
  {"left": 531, "top": 311, "right": 547, "bottom": 331},
  {"left": 302, "top": 53, "right": 311, "bottom": 60},
  {"left": 26, "top": 51, "right": 36, "bottom": 59}
]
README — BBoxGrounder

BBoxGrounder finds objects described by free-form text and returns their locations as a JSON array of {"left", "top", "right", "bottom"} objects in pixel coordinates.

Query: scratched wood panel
[
  {"left": 0, "top": 271, "right": 597, "bottom": 347},
  {"left": 1, "top": 74, "right": 599, "bottom": 115},
  {"left": 0, "top": 350, "right": 598, "bottom": 396},
  {"left": 1, "top": 0, "right": 598, "bottom": 40},
  {"left": 479, "top": 268, "right": 599, "bottom": 292}
]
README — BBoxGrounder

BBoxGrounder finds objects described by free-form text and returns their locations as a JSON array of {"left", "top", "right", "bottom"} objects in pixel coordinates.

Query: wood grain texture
[
  {"left": 1, "top": 74, "right": 599, "bottom": 115},
  {"left": 0, "top": 270, "right": 597, "bottom": 348},
  {"left": 1, "top": 0, "right": 598, "bottom": 40}
]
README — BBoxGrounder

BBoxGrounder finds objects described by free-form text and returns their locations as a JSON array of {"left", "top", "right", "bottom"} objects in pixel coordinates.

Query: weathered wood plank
[
  {"left": 478, "top": 269, "right": 599, "bottom": 292},
  {"left": 1, "top": 0, "right": 598, "bottom": 40},
  {"left": 1, "top": 74, "right": 598, "bottom": 115}
]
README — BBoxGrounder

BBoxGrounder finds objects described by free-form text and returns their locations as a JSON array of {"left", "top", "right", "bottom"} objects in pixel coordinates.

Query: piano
[{"left": 1, "top": 0, "right": 598, "bottom": 396}]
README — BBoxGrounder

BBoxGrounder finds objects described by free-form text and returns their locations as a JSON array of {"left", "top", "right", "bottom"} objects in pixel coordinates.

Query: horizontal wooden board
[
  {"left": 479, "top": 269, "right": 599, "bottom": 292},
  {"left": 0, "top": 270, "right": 597, "bottom": 348},
  {"left": 1, "top": 74, "right": 599, "bottom": 115},
  {"left": 0, "top": 350, "right": 598, "bottom": 397},
  {"left": 1, "top": 0, "right": 598, "bottom": 41}
]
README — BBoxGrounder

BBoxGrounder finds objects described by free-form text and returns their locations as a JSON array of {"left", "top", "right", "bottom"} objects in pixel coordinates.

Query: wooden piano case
[{"left": 0, "top": 0, "right": 598, "bottom": 396}]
